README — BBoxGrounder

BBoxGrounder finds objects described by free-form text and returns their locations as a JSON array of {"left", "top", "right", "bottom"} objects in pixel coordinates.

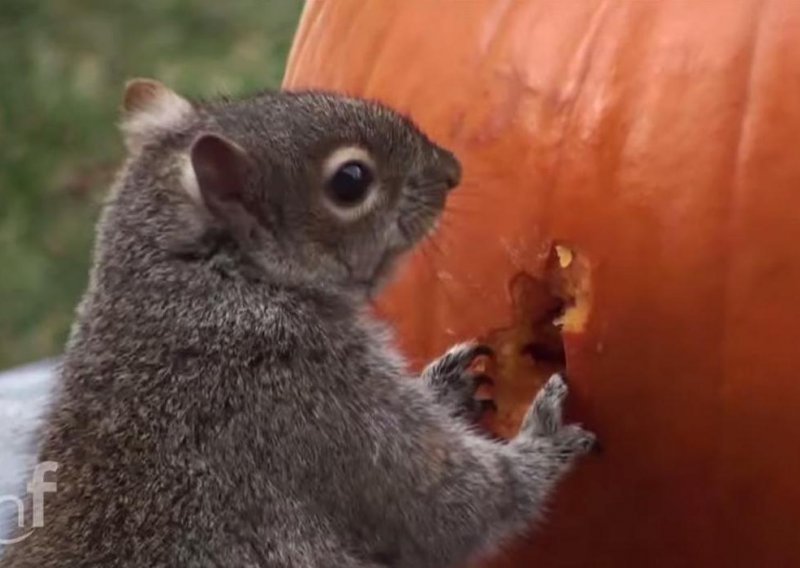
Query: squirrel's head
[{"left": 117, "top": 79, "right": 460, "bottom": 296}]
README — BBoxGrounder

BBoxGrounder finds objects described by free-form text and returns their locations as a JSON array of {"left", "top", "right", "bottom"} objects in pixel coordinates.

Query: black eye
[{"left": 327, "top": 160, "right": 374, "bottom": 206}]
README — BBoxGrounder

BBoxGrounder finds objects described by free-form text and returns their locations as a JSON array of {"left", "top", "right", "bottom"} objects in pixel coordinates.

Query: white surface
[{"left": 0, "top": 360, "right": 57, "bottom": 550}]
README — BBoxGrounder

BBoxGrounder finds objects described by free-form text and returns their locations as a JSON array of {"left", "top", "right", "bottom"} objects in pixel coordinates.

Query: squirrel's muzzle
[{"left": 438, "top": 150, "right": 462, "bottom": 190}]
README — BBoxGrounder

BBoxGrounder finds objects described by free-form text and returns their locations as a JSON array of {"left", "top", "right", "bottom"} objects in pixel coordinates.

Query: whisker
[{"left": 425, "top": 232, "right": 446, "bottom": 257}]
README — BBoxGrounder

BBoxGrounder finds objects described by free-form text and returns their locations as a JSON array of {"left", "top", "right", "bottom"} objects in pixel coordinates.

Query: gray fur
[{"left": 0, "top": 84, "right": 594, "bottom": 568}]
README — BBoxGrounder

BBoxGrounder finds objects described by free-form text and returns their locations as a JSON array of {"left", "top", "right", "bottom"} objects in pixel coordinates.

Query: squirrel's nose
[{"left": 438, "top": 150, "right": 462, "bottom": 190}]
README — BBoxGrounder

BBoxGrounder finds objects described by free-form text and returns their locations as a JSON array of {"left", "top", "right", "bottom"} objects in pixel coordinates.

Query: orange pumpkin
[{"left": 283, "top": 1, "right": 800, "bottom": 566}]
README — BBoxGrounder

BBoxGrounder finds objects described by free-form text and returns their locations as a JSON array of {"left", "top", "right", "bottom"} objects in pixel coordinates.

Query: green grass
[{"left": 0, "top": 0, "right": 304, "bottom": 369}]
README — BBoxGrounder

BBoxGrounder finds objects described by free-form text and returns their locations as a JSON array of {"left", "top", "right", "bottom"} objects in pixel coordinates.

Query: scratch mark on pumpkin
[
  {"left": 719, "top": 0, "right": 767, "bottom": 402},
  {"left": 540, "top": 0, "right": 611, "bottom": 236}
]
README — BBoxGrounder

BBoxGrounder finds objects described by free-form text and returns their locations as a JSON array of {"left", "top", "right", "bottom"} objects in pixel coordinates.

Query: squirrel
[{"left": 0, "top": 79, "right": 595, "bottom": 568}]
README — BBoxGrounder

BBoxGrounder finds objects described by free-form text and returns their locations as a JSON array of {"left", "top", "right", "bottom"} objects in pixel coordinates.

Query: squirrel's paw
[
  {"left": 521, "top": 373, "right": 596, "bottom": 455},
  {"left": 422, "top": 341, "right": 494, "bottom": 422}
]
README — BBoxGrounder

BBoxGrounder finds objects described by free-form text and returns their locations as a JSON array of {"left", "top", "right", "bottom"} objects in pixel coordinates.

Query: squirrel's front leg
[
  {"left": 363, "top": 373, "right": 595, "bottom": 568},
  {"left": 420, "top": 341, "right": 494, "bottom": 422}
]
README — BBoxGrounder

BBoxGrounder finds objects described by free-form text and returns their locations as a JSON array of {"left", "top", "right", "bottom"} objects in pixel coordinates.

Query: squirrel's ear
[
  {"left": 189, "top": 133, "right": 252, "bottom": 209},
  {"left": 121, "top": 78, "right": 193, "bottom": 153}
]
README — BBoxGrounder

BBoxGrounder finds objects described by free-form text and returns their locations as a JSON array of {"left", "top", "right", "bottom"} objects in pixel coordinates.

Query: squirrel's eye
[{"left": 327, "top": 160, "right": 374, "bottom": 206}]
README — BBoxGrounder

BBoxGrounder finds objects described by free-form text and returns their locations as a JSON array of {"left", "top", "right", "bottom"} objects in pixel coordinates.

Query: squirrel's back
[{"left": 2, "top": 257, "right": 387, "bottom": 566}]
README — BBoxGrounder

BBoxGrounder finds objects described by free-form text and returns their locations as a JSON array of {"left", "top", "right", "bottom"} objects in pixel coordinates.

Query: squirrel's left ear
[
  {"left": 186, "top": 133, "right": 261, "bottom": 238},
  {"left": 186, "top": 133, "right": 263, "bottom": 241},
  {"left": 121, "top": 78, "right": 194, "bottom": 153},
  {"left": 189, "top": 133, "right": 252, "bottom": 208}
]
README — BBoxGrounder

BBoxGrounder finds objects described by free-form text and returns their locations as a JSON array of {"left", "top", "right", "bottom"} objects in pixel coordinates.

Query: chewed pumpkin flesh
[{"left": 283, "top": 1, "right": 800, "bottom": 566}]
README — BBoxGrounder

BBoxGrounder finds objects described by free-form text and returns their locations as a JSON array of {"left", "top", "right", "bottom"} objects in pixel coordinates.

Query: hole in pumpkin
[
  {"left": 479, "top": 243, "right": 591, "bottom": 438},
  {"left": 521, "top": 340, "right": 566, "bottom": 366}
]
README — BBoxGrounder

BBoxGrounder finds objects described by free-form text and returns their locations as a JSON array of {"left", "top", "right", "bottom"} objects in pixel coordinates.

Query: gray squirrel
[{"left": 0, "top": 80, "right": 595, "bottom": 568}]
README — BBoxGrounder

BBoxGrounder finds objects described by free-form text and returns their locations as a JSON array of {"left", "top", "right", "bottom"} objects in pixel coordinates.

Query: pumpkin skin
[{"left": 283, "top": 1, "right": 800, "bottom": 566}]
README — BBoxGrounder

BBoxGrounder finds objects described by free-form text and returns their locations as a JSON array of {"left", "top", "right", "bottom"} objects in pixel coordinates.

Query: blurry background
[{"left": 0, "top": 0, "right": 303, "bottom": 369}]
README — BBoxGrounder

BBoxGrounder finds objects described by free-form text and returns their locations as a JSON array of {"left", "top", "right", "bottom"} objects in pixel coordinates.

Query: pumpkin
[{"left": 283, "top": 1, "right": 800, "bottom": 566}]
